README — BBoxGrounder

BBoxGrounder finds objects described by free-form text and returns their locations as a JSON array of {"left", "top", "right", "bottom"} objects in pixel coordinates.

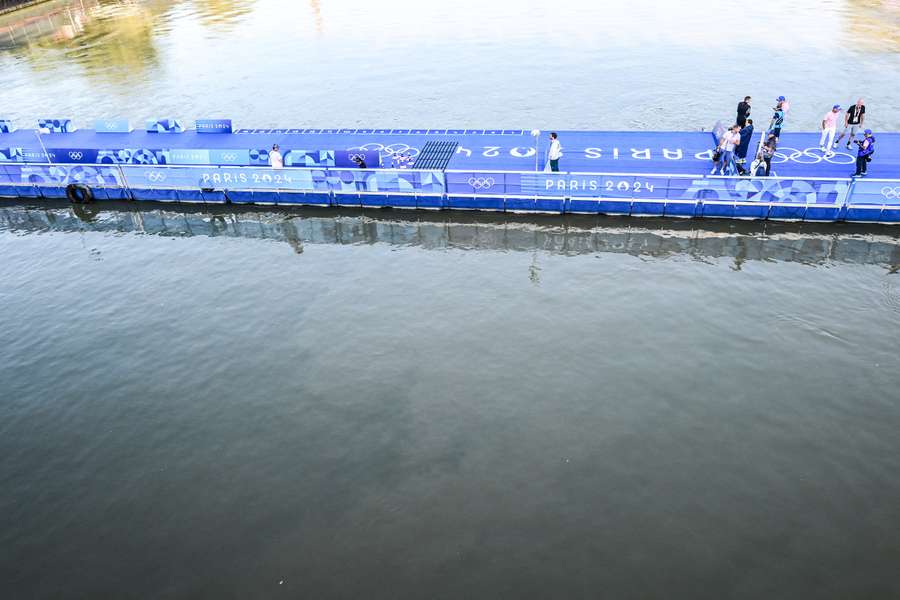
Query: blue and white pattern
[
  {"left": 146, "top": 119, "right": 185, "bottom": 134},
  {"left": 0, "top": 120, "right": 13, "bottom": 134},
  {"left": 38, "top": 119, "right": 76, "bottom": 133}
]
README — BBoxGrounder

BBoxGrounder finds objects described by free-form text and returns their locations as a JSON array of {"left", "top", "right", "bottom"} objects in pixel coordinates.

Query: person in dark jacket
[
  {"left": 735, "top": 119, "right": 754, "bottom": 174},
  {"left": 736, "top": 96, "right": 751, "bottom": 127},
  {"left": 852, "top": 129, "right": 876, "bottom": 177}
]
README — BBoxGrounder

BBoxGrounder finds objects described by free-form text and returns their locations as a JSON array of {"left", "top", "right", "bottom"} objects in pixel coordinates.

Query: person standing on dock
[
  {"left": 547, "top": 132, "right": 562, "bottom": 172},
  {"left": 269, "top": 144, "right": 283, "bottom": 169},
  {"left": 715, "top": 125, "right": 741, "bottom": 176},
  {"left": 735, "top": 119, "right": 754, "bottom": 175},
  {"left": 835, "top": 98, "right": 866, "bottom": 149},
  {"left": 736, "top": 96, "right": 752, "bottom": 128},
  {"left": 819, "top": 105, "right": 842, "bottom": 157},
  {"left": 767, "top": 96, "right": 787, "bottom": 140},
  {"left": 852, "top": 130, "right": 876, "bottom": 177}
]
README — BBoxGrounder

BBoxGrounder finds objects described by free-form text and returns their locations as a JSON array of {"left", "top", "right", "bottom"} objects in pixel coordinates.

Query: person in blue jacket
[
  {"left": 735, "top": 119, "right": 754, "bottom": 175},
  {"left": 852, "top": 129, "right": 876, "bottom": 177}
]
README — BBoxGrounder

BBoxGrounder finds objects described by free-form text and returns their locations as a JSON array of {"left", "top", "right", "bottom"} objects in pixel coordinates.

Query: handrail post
[{"left": 114, "top": 163, "right": 133, "bottom": 200}]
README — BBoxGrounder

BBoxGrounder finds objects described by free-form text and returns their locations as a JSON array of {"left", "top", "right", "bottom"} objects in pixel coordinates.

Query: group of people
[{"left": 714, "top": 96, "right": 876, "bottom": 178}]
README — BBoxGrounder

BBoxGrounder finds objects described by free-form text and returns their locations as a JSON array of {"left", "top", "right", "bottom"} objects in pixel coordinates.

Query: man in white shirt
[
  {"left": 268, "top": 144, "right": 283, "bottom": 169},
  {"left": 548, "top": 132, "right": 562, "bottom": 172}
]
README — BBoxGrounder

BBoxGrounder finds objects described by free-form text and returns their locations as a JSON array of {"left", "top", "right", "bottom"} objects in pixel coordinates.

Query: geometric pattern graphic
[
  {"left": 119, "top": 165, "right": 445, "bottom": 194},
  {"left": 37, "top": 119, "right": 76, "bottom": 133},
  {"left": 146, "top": 119, "right": 185, "bottom": 133},
  {"left": 0, "top": 164, "right": 123, "bottom": 186},
  {"left": 0, "top": 120, "right": 13, "bottom": 134}
]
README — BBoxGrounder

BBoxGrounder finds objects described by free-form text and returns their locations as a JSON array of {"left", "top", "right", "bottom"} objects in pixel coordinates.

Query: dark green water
[
  {"left": 2, "top": 0, "right": 900, "bottom": 597},
  {"left": 2, "top": 202, "right": 900, "bottom": 598}
]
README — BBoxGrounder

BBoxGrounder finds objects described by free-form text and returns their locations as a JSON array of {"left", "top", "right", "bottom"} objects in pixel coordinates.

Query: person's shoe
[
  {"left": 851, "top": 173, "right": 861, "bottom": 177},
  {"left": 860, "top": 172, "right": 868, "bottom": 177},
  {"left": 833, "top": 142, "right": 839, "bottom": 148},
  {"left": 825, "top": 152, "right": 835, "bottom": 158}
]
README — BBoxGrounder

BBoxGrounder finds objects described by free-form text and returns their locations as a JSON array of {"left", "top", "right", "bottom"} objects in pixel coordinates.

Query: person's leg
[
  {"left": 825, "top": 128, "right": 836, "bottom": 154},
  {"left": 550, "top": 159, "right": 559, "bottom": 172},
  {"left": 834, "top": 126, "right": 845, "bottom": 147},
  {"left": 861, "top": 155, "right": 868, "bottom": 175},
  {"left": 819, "top": 128, "right": 829, "bottom": 150},
  {"left": 846, "top": 126, "right": 858, "bottom": 148},
  {"left": 854, "top": 155, "right": 864, "bottom": 175},
  {"left": 764, "top": 158, "right": 771, "bottom": 176},
  {"left": 722, "top": 151, "right": 734, "bottom": 175}
]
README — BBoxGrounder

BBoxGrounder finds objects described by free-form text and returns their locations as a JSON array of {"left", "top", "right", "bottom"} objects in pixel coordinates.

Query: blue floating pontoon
[{"left": 1, "top": 124, "right": 898, "bottom": 223}]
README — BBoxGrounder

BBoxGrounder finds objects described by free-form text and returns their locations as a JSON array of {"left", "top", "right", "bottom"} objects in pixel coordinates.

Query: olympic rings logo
[
  {"left": 221, "top": 153, "right": 238, "bottom": 161},
  {"left": 349, "top": 143, "right": 420, "bottom": 158},
  {"left": 772, "top": 147, "right": 855, "bottom": 165},
  {"left": 882, "top": 187, "right": 900, "bottom": 200},
  {"left": 348, "top": 153, "right": 367, "bottom": 162},
  {"left": 68, "top": 151, "right": 83, "bottom": 160},
  {"left": 145, "top": 171, "right": 166, "bottom": 182},
  {"left": 468, "top": 177, "right": 495, "bottom": 190}
]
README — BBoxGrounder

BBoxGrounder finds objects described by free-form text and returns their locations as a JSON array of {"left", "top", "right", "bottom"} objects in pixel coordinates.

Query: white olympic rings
[
  {"left": 222, "top": 153, "right": 238, "bottom": 161},
  {"left": 772, "top": 147, "right": 855, "bottom": 165},
  {"left": 882, "top": 187, "right": 900, "bottom": 200},
  {"left": 349, "top": 143, "right": 420, "bottom": 158},
  {"left": 468, "top": 177, "right": 495, "bottom": 190},
  {"left": 145, "top": 171, "right": 166, "bottom": 182},
  {"left": 348, "top": 153, "right": 367, "bottom": 162},
  {"left": 68, "top": 151, "right": 83, "bottom": 160}
]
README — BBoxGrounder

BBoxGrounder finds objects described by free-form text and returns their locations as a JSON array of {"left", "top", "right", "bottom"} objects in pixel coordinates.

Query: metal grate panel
[{"left": 412, "top": 141, "right": 458, "bottom": 170}]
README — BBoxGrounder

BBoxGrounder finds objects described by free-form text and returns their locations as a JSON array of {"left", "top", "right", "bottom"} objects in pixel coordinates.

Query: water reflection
[
  {"left": 190, "top": 0, "right": 257, "bottom": 28},
  {"left": 2, "top": 0, "right": 165, "bottom": 80},
  {"left": 844, "top": 0, "right": 900, "bottom": 50},
  {"left": 2, "top": 201, "right": 900, "bottom": 271}
]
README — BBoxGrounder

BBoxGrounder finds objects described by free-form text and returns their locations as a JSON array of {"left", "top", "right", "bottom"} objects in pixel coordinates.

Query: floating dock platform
[{"left": 1, "top": 122, "right": 899, "bottom": 223}]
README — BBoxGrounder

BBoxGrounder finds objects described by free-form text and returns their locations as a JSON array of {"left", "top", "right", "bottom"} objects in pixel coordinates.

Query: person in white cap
[{"left": 819, "top": 105, "right": 842, "bottom": 157}]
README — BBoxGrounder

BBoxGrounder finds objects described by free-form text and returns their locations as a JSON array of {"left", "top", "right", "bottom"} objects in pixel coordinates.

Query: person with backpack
[{"left": 852, "top": 129, "right": 876, "bottom": 177}]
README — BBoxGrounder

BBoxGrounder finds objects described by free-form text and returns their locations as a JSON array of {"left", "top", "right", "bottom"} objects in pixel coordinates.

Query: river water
[{"left": 2, "top": 1, "right": 900, "bottom": 599}]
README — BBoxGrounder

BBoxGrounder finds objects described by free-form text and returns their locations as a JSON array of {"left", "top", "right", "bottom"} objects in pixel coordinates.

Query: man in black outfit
[
  {"left": 735, "top": 119, "right": 754, "bottom": 174},
  {"left": 736, "top": 96, "right": 752, "bottom": 127}
]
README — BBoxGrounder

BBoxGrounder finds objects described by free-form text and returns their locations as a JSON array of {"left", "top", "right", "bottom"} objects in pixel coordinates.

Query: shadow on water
[{"left": 3, "top": 199, "right": 900, "bottom": 271}]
